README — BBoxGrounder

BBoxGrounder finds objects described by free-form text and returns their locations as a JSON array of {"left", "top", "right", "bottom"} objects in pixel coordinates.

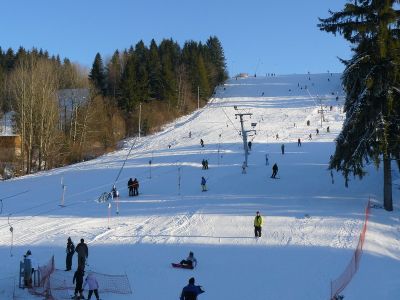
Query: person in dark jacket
[
  {"left": 128, "top": 178, "right": 134, "bottom": 197},
  {"left": 271, "top": 163, "right": 278, "bottom": 178},
  {"left": 180, "top": 277, "right": 204, "bottom": 300},
  {"left": 75, "top": 239, "right": 88, "bottom": 269},
  {"left": 201, "top": 177, "right": 207, "bottom": 192},
  {"left": 65, "top": 237, "right": 75, "bottom": 271},
  {"left": 180, "top": 251, "right": 198, "bottom": 268},
  {"left": 132, "top": 178, "right": 139, "bottom": 196},
  {"left": 73, "top": 266, "right": 85, "bottom": 299},
  {"left": 201, "top": 159, "right": 206, "bottom": 170},
  {"left": 281, "top": 144, "right": 285, "bottom": 155}
]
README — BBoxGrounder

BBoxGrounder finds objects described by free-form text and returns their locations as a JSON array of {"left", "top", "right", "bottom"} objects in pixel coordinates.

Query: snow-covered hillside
[{"left": 0, "top": 74, "right": 399, "bottom": 300}]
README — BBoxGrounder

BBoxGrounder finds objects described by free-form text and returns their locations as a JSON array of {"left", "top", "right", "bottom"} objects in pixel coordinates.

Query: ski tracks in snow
[{"left": 330, "top": 218, "right": 362, "bottom": 249}]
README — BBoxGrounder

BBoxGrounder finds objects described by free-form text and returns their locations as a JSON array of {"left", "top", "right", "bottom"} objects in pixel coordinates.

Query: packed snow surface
[{"left": 0, "top": 74, "right": 399, "bottom": 299}]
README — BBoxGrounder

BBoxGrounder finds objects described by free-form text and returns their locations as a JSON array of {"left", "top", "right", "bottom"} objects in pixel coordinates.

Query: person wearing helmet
[{"left": 180, "top": 251, "right": 198, "bottom": 268}]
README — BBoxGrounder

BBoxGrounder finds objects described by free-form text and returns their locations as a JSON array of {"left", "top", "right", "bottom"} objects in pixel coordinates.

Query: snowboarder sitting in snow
[
  {"left": 201, "top": 176, "right": 207, "bottom": 191},
  {"left": 271, "top": 163, "right": 278, "bottom": 178},
  {"left": 72, "top": 266, "right": 85, "bottom": 299},
  {"left": 84, "top": 272, "right": 100, "bottom": 300},
  {"left": 180, "top": 251, "right": 198, "bottom": 268},
  {"left": 254, "top": 211, "right": 263, "bottom": 237},
  {"left": 180, "top": 277, "right": 204, "bottom": 300}
]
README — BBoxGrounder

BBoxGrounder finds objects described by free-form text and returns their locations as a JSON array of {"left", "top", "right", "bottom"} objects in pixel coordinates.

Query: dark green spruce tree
[
  {"left": 89, "top": 52, "right": 106, "bottom": 95},
  {"left": 119, "top": 53, "right": 139, "bottom": 112},
  {"left": 148, "top": 39, "right": 163, "bottom": 100},
  {"left": 206, "top": 36, "right": 228, "bottom": 86},
  {"left": 106, "top": 50, "right": 122, "bottom": 101},
  {"left": 319, "top": 0, "right": 400, "bottom": 211}
]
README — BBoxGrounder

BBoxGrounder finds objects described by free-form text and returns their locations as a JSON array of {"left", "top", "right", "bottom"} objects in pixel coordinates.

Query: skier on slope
[
  {"left": 180, "top": 251, "right": 198, "bottom": 268},
  {"left": 201, "top": 176, "right": 207, "bottom": 191},
  {"left": 254, "top": 211, "right": 263, "bottom": 238},
  {"left": 271, "top": 163, "right": 278, "bottom": 178},
  {"left": 84, "top": 272, "right": 100, "bottom": 300},
  {"left": 180, "top": 277, "right": 205, "bottom": 300},
  {"left": 281, "top": 144, "right": 285, "bottom": 155},
  {"left": 72, "top": 266, "right": 85, "bottom": 299},
  {"left": 65, "top": 237, "right": 75, "bottom": 271}
]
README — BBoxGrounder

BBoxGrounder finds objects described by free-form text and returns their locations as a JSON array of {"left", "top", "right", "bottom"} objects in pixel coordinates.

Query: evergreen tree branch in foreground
[{"left": 319, "top": 0, "right": 400, "bottom": 211}]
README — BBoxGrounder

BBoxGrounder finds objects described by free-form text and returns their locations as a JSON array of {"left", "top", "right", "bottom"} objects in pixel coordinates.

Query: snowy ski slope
[{"left": 0, "top": 73, "right": 399, "bottom": 299}]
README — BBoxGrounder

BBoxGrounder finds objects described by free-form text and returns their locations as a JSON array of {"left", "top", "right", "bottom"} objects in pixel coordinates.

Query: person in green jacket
[{"left": 254, "top": 211, "right": 263, "bottom": 237}]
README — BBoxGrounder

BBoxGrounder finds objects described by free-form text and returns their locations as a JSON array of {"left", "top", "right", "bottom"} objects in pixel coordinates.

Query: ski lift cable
[
  {"left": 0, "top": 190, "right": 29, "bottom": 202},
  {"left": 112, "top": 138, "right": 138, "bottom": 189},
  {"left": 220, "top": 106, "right": 240, "bottom": 133}
]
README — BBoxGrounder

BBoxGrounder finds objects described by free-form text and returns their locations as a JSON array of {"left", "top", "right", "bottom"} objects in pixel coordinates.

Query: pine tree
[
  {"left": 148, "top": 39, "right": 162, "bottom": 100},
  {"left": 197, "top": 54, "right": 210, "bottom": 98},
  {"left": 134, "top": 40, "right": 150, "bottom": 102},
  {"left": 119, "top": 53, "right": 139, "bottom": 112},
  {"left": 89, "top": 53, "right": 106, "bottom": 95},
  {"left": 206, "top": 36, "right": 228, "bottom": 85},
  {"left": 319, "top": 0, "right": 400, "bottom": 211},
  {"left": 107, "top": 50, "right": 122, "bottom": 101},
  {"left": 159, "top": 39, "right": 179, "bottom": 108}
]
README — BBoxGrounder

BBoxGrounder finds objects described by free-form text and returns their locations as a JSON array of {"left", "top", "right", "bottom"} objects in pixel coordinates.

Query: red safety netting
[
  {"left": 28, "top": 255, "right": 132, "bottom": 300},
  {"left": 29, "top": 255, "right": 55, "bottom": 299},
  {"left": 49, "top": 269, "right": 132, "bottom": 299},
  {"left": 330, "top": 199, "right": 371, "bottom": 299}
]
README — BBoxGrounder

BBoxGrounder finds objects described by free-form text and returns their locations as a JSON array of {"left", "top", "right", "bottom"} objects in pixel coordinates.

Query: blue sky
[{"left": 1, "top": 0, "right": 351, "bottom": 75}]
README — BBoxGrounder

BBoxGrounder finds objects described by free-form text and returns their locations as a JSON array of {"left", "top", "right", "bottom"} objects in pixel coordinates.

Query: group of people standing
[
  {"left": 201, "top": 159, "right": 209, "bottom": 170},
  {"left": 66, "top": 238, "right": 100, "bottom": 300},
  {"left": 128, "top": 178, "right": 139, "bottom": 196}
]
